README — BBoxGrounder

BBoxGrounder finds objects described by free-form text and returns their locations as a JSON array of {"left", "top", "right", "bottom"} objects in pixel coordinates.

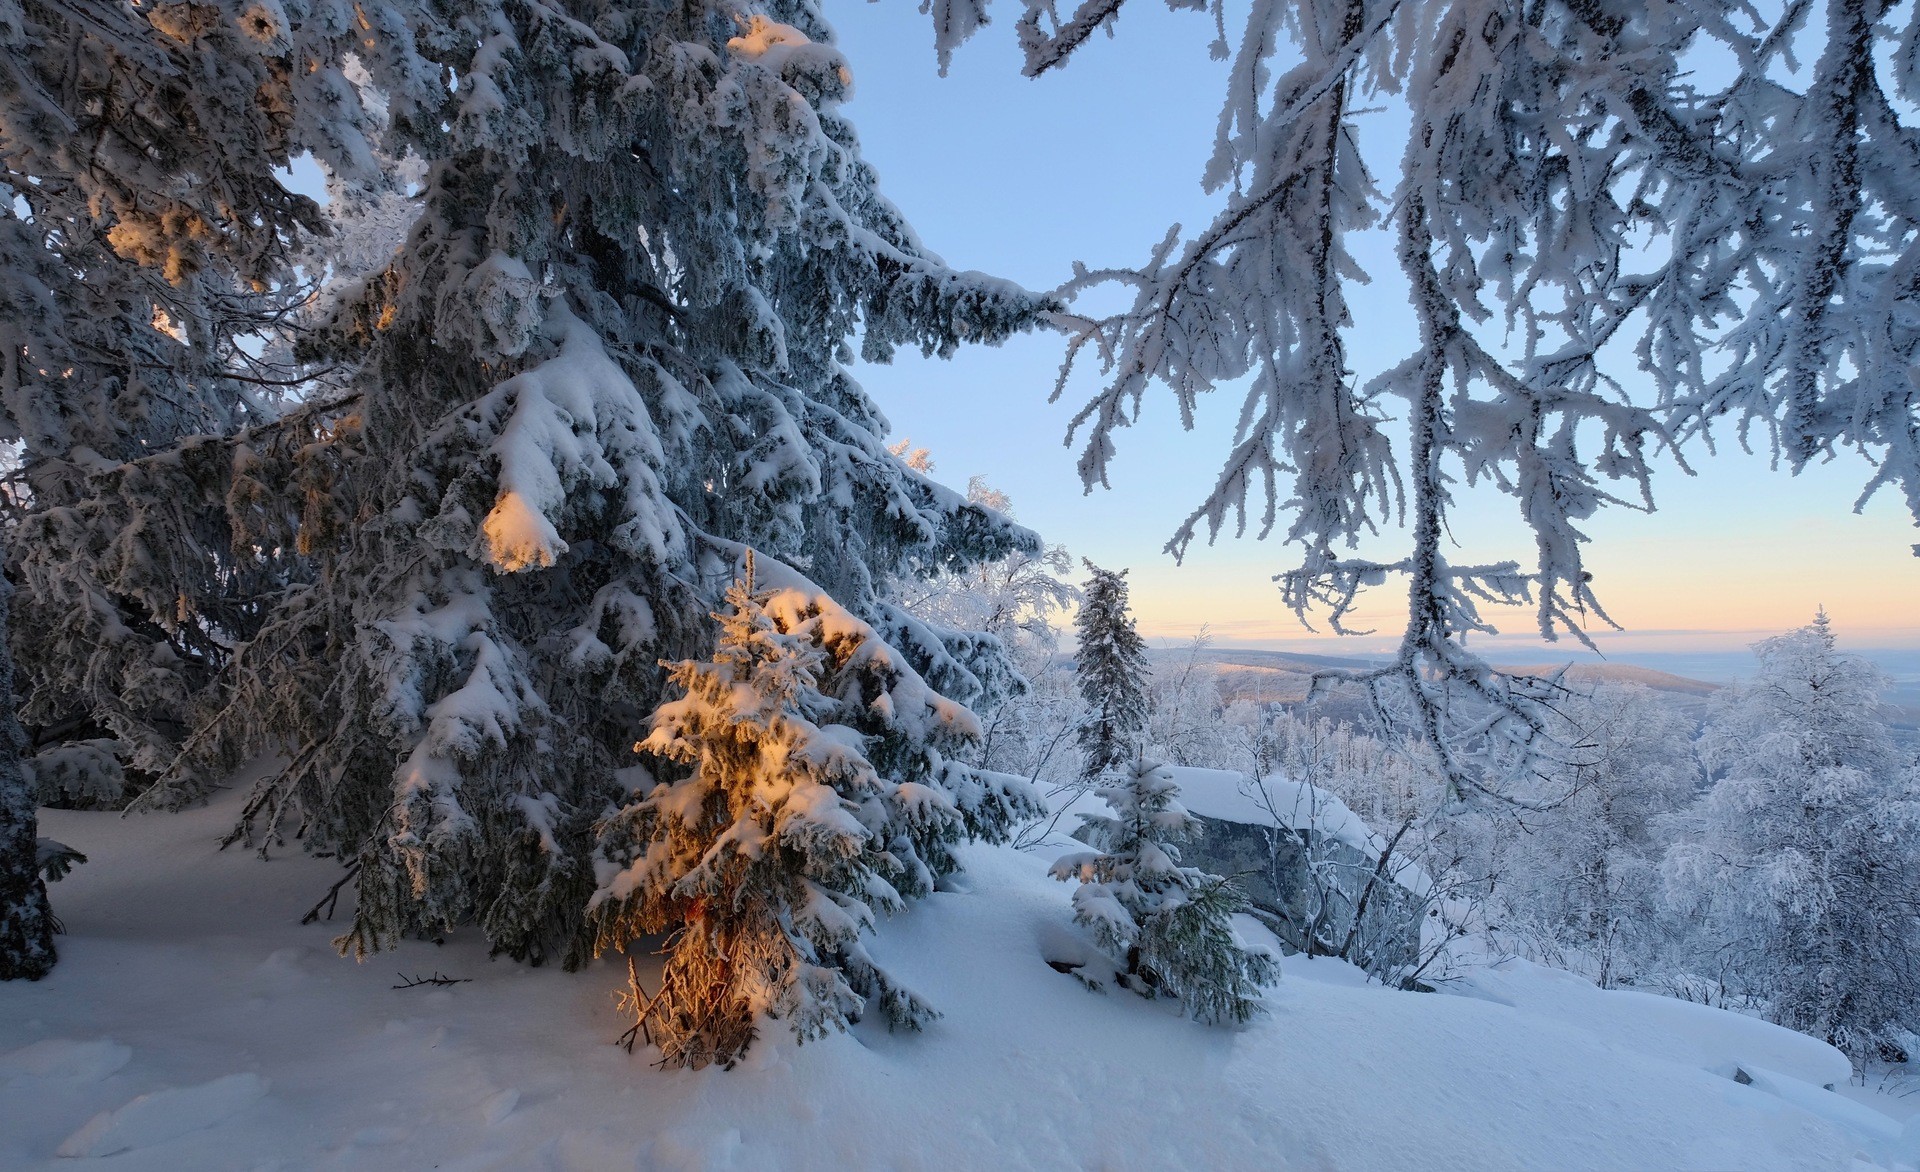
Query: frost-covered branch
[{"left": 931, "top": 0, "right": 1920, "bottom": 801}]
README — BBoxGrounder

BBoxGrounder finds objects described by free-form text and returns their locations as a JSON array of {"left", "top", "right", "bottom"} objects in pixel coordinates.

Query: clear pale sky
[{"left": 823, "top": 2, "right": 1920, "bottom": 654}]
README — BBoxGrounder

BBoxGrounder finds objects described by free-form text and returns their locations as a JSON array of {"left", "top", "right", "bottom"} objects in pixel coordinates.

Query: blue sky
[{"left": 822, "top": 2, "right": 1920, "bottom": 655}]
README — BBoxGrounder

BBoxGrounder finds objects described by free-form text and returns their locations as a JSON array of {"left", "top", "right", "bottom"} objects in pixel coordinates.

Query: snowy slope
[{"left": 3, "top": 778, "right": 1912, "bottom": 1171}]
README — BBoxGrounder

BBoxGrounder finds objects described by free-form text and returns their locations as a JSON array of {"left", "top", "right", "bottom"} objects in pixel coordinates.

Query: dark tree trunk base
[
  {"left": 0, "top": 868, "right": 57, "bottom": 981},
  {"left": 1, "top": 543, "right": 59, "bottom": 981}
]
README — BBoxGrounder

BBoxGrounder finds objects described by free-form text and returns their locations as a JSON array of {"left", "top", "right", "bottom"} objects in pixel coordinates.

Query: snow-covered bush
[
  {"left": 1053, "top": 761, "right": 1276, "bottom": 1024},
  {"left": 25, "top": 741, "right": 129, "bottom": 812}
]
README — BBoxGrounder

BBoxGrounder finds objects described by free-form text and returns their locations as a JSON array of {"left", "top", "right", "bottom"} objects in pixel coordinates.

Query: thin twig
[
  {"left": 393, "top": 971, "right": 470, "bottom": 989},
  {"left": 300, "top": 860, "right": 361, "bottom": 925}
]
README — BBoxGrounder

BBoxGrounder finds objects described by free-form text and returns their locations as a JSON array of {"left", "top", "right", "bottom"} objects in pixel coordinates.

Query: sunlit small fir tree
[
  {"left": 1053, "top": 760, "right": 1275, "bottom": 1024},
  {"left": 588, "top": 557, "right": 1041, "bottom": 1067},
  {"left": 1073, "top": 562, "right": 1149, "bottom": 787}
]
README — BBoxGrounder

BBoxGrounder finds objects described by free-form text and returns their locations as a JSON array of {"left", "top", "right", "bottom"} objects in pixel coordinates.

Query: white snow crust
[{"left": 1, "top": 782, "right": 1911, "bottom": 1170}]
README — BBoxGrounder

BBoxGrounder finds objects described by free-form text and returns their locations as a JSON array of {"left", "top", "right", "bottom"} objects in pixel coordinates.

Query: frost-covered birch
[
  {"left": 1493, "top": 683, "right": 1699, "bottom": 988},
  {"left": 929, "top": 0, "right": 1920, "bottom": 802}
]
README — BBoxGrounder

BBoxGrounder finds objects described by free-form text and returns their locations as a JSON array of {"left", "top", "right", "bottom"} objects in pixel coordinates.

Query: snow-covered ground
[{"left": 5, "top": 778, "right": 1917, "bottom": 1171}]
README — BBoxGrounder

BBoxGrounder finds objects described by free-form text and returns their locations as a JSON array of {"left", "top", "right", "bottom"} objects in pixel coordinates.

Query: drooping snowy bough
[
  {"left": 1, "top": 0, "right": 384, "bottom": 972},
  {"left": 931, "top": 0, "right": 1920, "bottom": 802}
]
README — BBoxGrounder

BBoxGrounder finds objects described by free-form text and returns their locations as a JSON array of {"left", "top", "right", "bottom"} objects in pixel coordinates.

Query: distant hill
[
  {"left": 1493, "top": 662, "right": 1721, "bottom": 697},
  {"left": 1143, "top": 646, "right": 1920, "bottom": 746},
  {"left": 1144, "top": 646, "right": 1724, "bottom": 707}
]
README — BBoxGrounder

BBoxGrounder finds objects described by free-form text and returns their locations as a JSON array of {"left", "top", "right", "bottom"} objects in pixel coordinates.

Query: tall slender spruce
[{"left": 1073, "top": 562, "right": 1150, "bottom": 786}]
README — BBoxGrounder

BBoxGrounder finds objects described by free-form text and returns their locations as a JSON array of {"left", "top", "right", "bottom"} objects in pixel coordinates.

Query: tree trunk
[{"left": 1, "top": 547, "right": 57, "bottom": 981}]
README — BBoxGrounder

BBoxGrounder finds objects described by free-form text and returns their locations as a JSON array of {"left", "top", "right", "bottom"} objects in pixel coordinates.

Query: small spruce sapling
[{"left": 1053, "top": 761, "right": 1277, "bottom": 1024}]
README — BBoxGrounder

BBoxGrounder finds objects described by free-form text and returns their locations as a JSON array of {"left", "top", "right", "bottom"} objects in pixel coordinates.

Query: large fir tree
[
  {"left": 1073, "top": 562, "right": 1150, "bottom": 786},
  {"left": 185, "top": 4, "right": 1051, "bottom": 966},
  {"left": 4, "top": 0, "right": 1051, "bottom": 986}
]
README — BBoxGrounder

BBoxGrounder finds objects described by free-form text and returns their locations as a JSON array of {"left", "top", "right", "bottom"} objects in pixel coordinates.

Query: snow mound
[
  {"left": 55, "top": 1073, "right": 268, "bottom": 1158},
  {"left": 1736, "top": 1066, "right": 1902, "bottom": 1160},
  {"left": 480, "top": 1087, "right": 520, "bottom": 1125},
  {"left": 0, "top": 1039, "right": 131, "bottom": 1084},
  {"left": 1458, "top": 958, "right": 1853, "bottom": 1088}
]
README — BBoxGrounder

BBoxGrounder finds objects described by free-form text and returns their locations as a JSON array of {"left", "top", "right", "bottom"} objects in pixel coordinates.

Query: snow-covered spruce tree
[
  {"left": 1053, "top": 760, "right": 1276, "bottom": 1023},
  {"left": 1666, "top": 614, "right": 1920, "bottom": 1066},
  {"left": 197, "top": 5, "right": 1050, "bottom": 968},
  {"left": 1074, "top": 562, "right": 1150, "bottom": 787},
  {"left": 928, "top": 0, "right": 1920, "bottom": 802},
  {"left": 0, "top": 0, "right": 384, "bottom": 802},
  {"left": 585, "top": 562, "right": 1039, "bottom": 1067}
]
